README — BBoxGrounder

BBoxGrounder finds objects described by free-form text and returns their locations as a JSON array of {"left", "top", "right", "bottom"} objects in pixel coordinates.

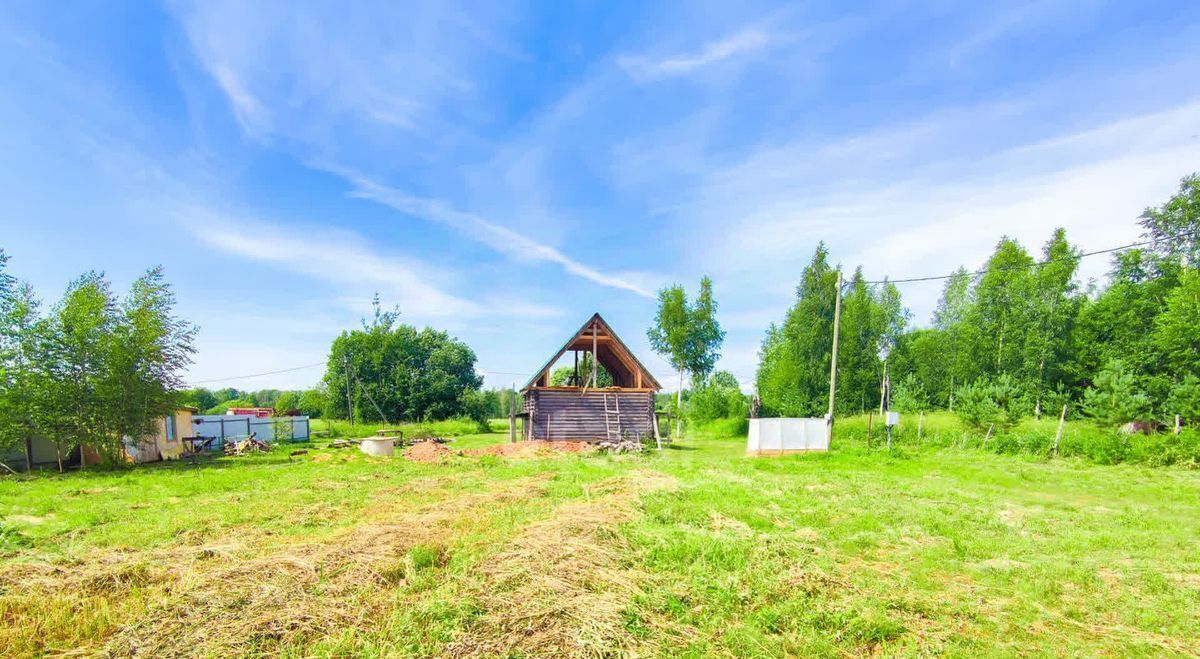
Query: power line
[
  {"left": 186, "top": 363, "right": 531, "bottom": 387},
  {"left": 855, "top": 229, "right": 1198, "bottom": 287},
  {"left": 185, "top": 362, "right": 326, "bottom": 385}
]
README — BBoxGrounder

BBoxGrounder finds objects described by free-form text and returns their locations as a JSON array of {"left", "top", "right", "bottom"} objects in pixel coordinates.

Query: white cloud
[
  {"left": 694, "top": 100, "right": 1200, "bottom": 326},
  {"left": 341, "top": 173, "right": 657, "bottom": 298},
  {"left": 172, "top": 1, "right": 517, "bottom": 145},
  {"left": 172, "top": 204, "right": 481, "bottom": 318},
  {"left": 208, "top": 63, "right": 271, "bottom": 137},
  {"left": 619, "top": 28, "right": 772, "bottom": 80}
]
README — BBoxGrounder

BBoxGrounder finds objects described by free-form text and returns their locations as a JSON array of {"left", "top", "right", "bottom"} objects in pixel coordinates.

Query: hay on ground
[{"left": 447, "top": 469, "right": 679, "bottom": 658}]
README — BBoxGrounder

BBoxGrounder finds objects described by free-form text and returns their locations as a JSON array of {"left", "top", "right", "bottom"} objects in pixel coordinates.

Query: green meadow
[{"left": 0, "top": 419, "right": 1197, "bottom": 657}]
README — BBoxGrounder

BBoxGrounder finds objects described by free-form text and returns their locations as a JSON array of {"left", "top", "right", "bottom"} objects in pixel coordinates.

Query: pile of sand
[
  {"left": 464, "top": 440, "right": 596, "bottom": 459},
  {"left": 404, "top": 440, "right": 455, "bottom": 463}
]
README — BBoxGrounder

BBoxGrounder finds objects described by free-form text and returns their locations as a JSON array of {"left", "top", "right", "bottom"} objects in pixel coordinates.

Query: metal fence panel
[
  {"left": 746, "top": 418, "right": 830, "bottom": 454},
  {"left": 192, "top": 415, "right": 310, "bottom": 448}
]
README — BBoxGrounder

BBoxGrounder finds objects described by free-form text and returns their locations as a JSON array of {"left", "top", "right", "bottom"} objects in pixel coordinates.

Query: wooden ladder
[{"left": 603, "top": 392, "right": 622, "bottom": 442}]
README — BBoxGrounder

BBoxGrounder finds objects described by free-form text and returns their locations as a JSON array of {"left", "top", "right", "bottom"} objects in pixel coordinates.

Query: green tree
[
  {"left": 1082, "top": 360, "right": 1151, "bottom": 427},
  {"left": 44, "top": 273, "right": 116, "bottom": 468},
  {"left": 889, "top": 329, "right": 952, "bottom": 408},
  {"left": 954, "top": 375, "right": 1026, "bottom": 432},
  {"left": 274, "top": 391, "right": 301, "bottom": 414},
  {"left": 550, "top": 352, "right": 612, "bottom": 387},
  {"left": 932, "top": 267, "right": 977, "bottom": 407},
  {"left": 1023, "top": 229, "right": 1081, "bottom": 416},
  {"left": 0, "top": 254, "right": 47, "bottom": 470},
  {"left": 687, "top": 370, "right": 748, "bottom": 424},
  {"left": 1139, "top": 173, "right": 1200, "bottom": 266},
  {"left": 181, "top": 387, "right": 218, "bottom": 412},
  {"left": 757, "top": 247, "right": 907, "bottom": 417},
  {"left": 1153, "top": 268, "right": 1200, "bottom": 377},
  {"left": 647, "top": 276, "right": 725, "bottom": 427},
  {"left": 687, "top": 276, "right": 724, "bottom": 383},
  {"left": 101, "top": 267, "right": 196, "bottom": 465},
  {"left": 1067, "top": 250, "right": 1181, "bottom": 389},
  {"left": 756, "top": 245, "right": 837, "bottom": 417},
  {"left": 297, "top": 386, "right": 330, "bottom": 418},
  {"left": 890, "top": 373, "right": 928, "bottom": 414},
  {"left": 967, "top": 237, "right": 1035, "bottom": 378},
  {"left": 324, "top": 298, "right": 482, "bottom": 422}
]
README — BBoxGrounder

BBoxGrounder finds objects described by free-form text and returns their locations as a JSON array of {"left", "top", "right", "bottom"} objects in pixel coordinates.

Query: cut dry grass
[
  {"left": 447, "top": 470, "right": 677, "bottom": 658},
  {"left": 1, "top": 433, "right": 1198, "bottom": 657},
  {"left": 0, "top": 474, "right": 555, "bottom": 657}
]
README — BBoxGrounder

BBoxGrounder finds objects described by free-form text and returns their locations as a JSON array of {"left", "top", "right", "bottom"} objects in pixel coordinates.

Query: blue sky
[{"left": 2, "top": 1, "right": 1198, "bottom": 392}]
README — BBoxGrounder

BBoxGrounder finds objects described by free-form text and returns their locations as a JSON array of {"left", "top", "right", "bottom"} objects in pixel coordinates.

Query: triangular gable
[{"left": 522, "top": 313, "right": 662, "bottom": 391}]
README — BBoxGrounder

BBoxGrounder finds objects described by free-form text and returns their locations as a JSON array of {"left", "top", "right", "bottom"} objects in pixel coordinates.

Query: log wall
[{"left": 523, "top": 389, "right": 655, "bottom": 441}]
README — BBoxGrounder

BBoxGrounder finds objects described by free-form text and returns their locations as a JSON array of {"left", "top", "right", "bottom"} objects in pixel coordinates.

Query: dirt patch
[
  {"left": 974, "top": 557, "right": 1027, "bottom": 571},
  {"left": 464, "top": 440, "right": 597, "bottom": 459},
  {"left": 708, "top": 511, "right": 753, "bottom": 537},
  {"left": 405, "top": 440, "right": 455, "bottom": 463},
  {"left": 997, "top": 507, "right": 1024, "bottom": 527},
  {"left": 447, "top": 469, "right": 678, "bottom": 658},
  {"left": 1168, "top": 572, "right": 1200, "bottom": 590},
  {"left": 5, "top": 514, "right": 49, "bottom": 525}
]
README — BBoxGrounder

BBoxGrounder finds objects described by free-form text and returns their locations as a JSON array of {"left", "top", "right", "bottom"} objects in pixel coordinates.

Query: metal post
[
  {"left": 344, "top": 354, "right": 354, "bottom": 429},
  {"left": 1053, "top": 404, "right": 1067, "bottom": 455},
  {"left": 509, "top": 390, "right": 517, "bottom": 444},
  {"left": 827, "top": 270, "right": 843, "bottom": 437}
]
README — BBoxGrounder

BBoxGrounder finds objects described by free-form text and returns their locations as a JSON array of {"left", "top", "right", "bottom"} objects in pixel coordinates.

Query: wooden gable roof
[{"left": 522, "top": 313, "right": 662, "bottom": 391}]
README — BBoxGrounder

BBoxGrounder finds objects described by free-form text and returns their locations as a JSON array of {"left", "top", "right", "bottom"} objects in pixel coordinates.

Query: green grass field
[{"left": 0, "top": 420, "right": 1198, "bottom": 657}]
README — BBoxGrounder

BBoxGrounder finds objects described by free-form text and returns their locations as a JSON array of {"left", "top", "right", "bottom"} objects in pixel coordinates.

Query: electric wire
[{"left": 185, "top": 231, "right": 1197, "bottom": 386}]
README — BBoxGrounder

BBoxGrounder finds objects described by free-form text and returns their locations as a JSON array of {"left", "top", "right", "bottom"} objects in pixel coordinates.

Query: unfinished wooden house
[{"left": 521, "top": 313, "right": 662, "bottom": 442}]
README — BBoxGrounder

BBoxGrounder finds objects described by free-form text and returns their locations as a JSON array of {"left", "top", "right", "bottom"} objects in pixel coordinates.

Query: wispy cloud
[
  {"left": 618, "top": 28, "right": 772, "bottom": 80},
  {"left": 172, "top": 203, "right": 481, "bottom": 318},
  {"left": 698, "top": 100, "right": 1200, "bottom": 321},
  {"left": 208, "top": 63, "right": 271, "bottom": 137},
  {"left": 341, "top": 173, "right": 657, "bottom": 298}
]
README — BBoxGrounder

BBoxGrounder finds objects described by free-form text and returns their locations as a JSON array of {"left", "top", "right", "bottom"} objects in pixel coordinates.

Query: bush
[
  {"left": 456, "top": 390, "right": 492, "bottom": 432},
  {"left": 1167, "top": 376, "right": 1200, "bottom": 427},
  {"left": 687, "top": 371, "right": 748, "bottom": 425},
  {"left": 954, "top": 375, "right": 1026, "bottom": 432},
  {"left": 1082, "top": 360, "right": 1151, "bottom": 427},
  {"left": 890, "top": 373, "right": 928, "bottom": 413}
]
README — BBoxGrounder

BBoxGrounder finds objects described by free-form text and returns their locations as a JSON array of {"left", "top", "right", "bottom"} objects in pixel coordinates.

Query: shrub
[
  {"left": 1082, "top": 360, "right": 1151, "bottom": 427},
  {"left": 456, "top": 390, "right": 492, "bottom": 432},
  {"left": 954, "top": 375, "right": 1026, "bottom": 432},
  {"left": 687, "top": 371, "right": 748, "bottom": 425},
  {"left": 890, "top": 373, "right": 928, "bottom": 413},
  {"left": 1167, "top": 376, "right": 1200, "bottom": 427}
]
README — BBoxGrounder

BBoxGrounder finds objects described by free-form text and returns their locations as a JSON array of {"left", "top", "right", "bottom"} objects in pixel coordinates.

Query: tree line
[
  {"left": 0, "top": 258, "right": 196, "bottom": 470},
  {"left": 756, "top": 173, "right": 1200, "bottom": 429}
]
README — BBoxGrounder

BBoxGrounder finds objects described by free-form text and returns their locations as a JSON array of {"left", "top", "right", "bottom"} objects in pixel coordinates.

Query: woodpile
[
  {"left": 223, "top": 437, "right": 270, "bottom": 456},
  {"left": 596, "top": 439, "right": 643, "bottom": 454}
]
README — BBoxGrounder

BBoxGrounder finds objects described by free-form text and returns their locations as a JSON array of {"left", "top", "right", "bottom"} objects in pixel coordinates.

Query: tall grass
[
  {"left": 833, "top": 411, "right": 1200, "bottom": 467},
  {"left": 309, "top": 417, "right": 506, "bottom": 439}
]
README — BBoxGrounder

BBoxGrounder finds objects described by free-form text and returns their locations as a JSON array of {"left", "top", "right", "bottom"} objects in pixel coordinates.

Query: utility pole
[
  {"left": 343, "top": 354, "right": 354, "bottom": 429},
  {"left": 827, "top": 270, "right": 844, "bottom": 438}
]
